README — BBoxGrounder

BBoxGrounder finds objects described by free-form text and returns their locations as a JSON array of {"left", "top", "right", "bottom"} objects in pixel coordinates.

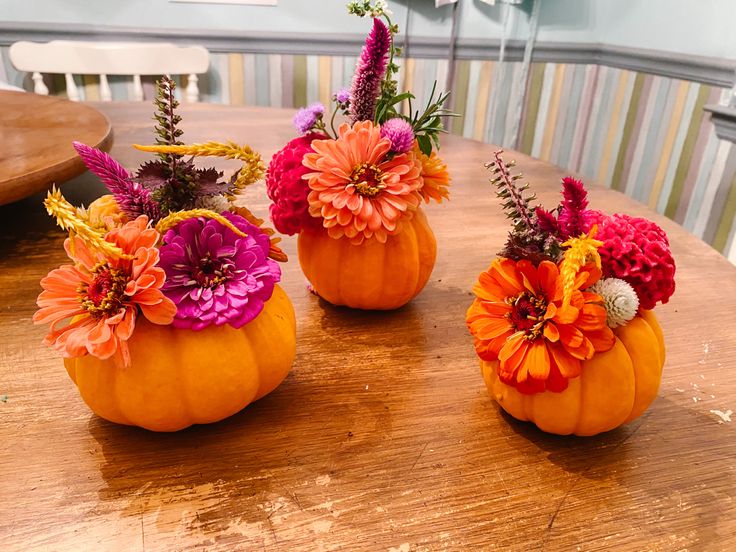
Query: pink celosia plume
[
  {"left": 73, "top": 142, "right": 160, "bottom": 222},
  {"left": 557, "top": 177, "right": 595, "bottom": 238},
  {"left": 349, "top": 17, "right": 391, "bottom": 123}
]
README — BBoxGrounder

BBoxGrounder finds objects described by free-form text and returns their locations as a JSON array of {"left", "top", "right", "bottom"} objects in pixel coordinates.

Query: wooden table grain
[
  {"left": 0, "top": 90, "right": 112, "bottom": 206},
  {"left": 1, "top": 102, "right": 735, "bottom": 551}
]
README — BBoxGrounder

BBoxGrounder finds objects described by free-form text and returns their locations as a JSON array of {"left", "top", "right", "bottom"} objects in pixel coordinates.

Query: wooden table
[
  {"left": 1, "top": 102, "right": 735, "bottom": 551},
  {"left": 0, "top": 91, "right": 112, "bottom": 206}
]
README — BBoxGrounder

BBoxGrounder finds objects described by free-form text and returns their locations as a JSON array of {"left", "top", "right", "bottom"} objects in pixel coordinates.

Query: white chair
[{"left": 8, "top": 41, "right": 209, "bottom": 102}]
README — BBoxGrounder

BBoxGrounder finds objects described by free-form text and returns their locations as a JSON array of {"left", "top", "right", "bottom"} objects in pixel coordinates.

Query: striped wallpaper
[{"left": 2, "top": 46, "right": 734, "bottom": 264}]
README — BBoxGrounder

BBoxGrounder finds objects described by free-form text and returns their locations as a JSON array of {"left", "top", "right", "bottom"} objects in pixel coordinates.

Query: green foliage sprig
[
  {"left": 487, "top": 150, "right": 561, "bottom": 264},
  {"left": 142, "top": 76, "right": 228, "bottom": 213}
]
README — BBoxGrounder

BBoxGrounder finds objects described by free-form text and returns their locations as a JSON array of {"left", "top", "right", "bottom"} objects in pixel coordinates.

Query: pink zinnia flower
[
  {"left": 34, "top": 216, "right": 176, "bottom": 365},
  {"left": 349, "top": 17, "right": 391, "bottom": 123},
  {"left": 158, "top": 212, "right": 281, "bottom": 330},
  {"left": 302, "top": 120, "right": 423, "bottom": 244}
]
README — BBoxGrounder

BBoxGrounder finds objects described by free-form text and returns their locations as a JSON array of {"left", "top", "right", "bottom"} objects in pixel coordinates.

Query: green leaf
[
  {"left": 430, "top": 132, "right": 441, "bottom": 150},
  {"left": 388, "top": 91, "right": 414, "bottom": 107},
  {"left": 417, "top": 135, "right": 432, "bottom": 156}
]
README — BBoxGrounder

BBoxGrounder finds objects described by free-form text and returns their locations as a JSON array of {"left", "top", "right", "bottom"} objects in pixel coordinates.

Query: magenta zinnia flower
[
  {"left": 158, "top": 212, "right": 281, "bottom": 330},
  {"left": 349, "top": 17, "right": 391, "bottom": 123}
]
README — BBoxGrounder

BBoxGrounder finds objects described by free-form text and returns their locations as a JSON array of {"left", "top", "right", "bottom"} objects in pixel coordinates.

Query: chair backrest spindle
[
  {"left": 64, "top": 73, "right": 79, "bottom": 102},
  {"left": 30, "top": 71, "right": 48, "bottom": 95},
  {"left": 132, "top": 75, "right": 144, "bottom": 102}
]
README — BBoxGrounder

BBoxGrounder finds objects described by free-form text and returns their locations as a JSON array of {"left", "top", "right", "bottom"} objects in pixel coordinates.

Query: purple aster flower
[
  {"left": 293, "top": 102, "right": 325, "bottom": 134},
  {"left": 349, "top": 17, "right": 390, "bottom": 123},
  {"left": 158, "top": 212, "right": 281, "bottom": 330},
  {"left": 334, "top": 87, "right": 350, "bottom": 104},
  {"left": 380, "top": 118, "right": 415, "bottom": 154}
]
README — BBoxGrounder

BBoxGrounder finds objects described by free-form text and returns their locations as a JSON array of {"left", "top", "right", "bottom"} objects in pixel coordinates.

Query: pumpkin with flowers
[
  {"left": 467, "top": 151, "right": 676, "bottom": 436},
  {"left": 34, "top": 77, "right": 296, "bottom": 432},
  {"left": 266, "top": 0, "right": 453, "bottom": 310}
]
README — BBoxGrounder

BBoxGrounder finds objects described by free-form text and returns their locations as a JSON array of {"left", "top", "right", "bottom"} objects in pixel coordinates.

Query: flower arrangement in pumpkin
[
  {"left": 35, "top": 76, "right": 285, "bottom": 364},
  {"left": 266, "top": 0, "right": 453, "bottom": 310},
  {"left": 33, "top": 77, "right": 296, "bottom": 431},
  {"left": 466, "top": 151, "right": 676, "bottom": 436}
]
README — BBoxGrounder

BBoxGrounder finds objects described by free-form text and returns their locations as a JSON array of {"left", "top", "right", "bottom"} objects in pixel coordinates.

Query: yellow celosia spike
[
  {"left": 133, "top": 142, "right": 265, "bottom": 192},
  {"left": 44, "top": 187, "right": 133, "bottom": 260},
  {"left": 559, "top": 226, "right": 604, "bottom": 308},
  {"left": 155, "top": 209, "right": 248, "bottom": 237}
]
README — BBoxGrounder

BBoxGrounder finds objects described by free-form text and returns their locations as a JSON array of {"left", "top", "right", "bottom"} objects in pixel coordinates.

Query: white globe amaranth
[
  {"left": 588, "top": 278, "right": 639, "bottom": 328},
  {"left": 194, "top": 194, "right": 231, "bottom": 213}
]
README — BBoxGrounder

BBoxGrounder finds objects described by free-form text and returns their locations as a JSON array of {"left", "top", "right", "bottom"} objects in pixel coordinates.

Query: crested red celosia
[
  {"left": 302, "top": 120, "right": 422, "bottom": 244},
  {"left": 586, "top": 211, "right": 676, "bottom": 310},
  {"left": 466, "top": 258, "right": 615, "bottom": 394},
  {"left": 266, "top": 133, "right": 326, "bottom": 235},
  {"left": 34, "top": 216, "right": 176, "bottom": 365}
]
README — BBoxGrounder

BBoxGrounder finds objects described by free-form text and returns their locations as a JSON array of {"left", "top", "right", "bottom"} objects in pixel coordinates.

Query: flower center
[
  {"left": 192, "top": 253, "right": 229, "bottom": 288},
  {"left": 505, "top": 291, "right": 547, "bottom": 341},
  {"left": 79, "top": 264, "right": 128, "bottom": 318},
  {"left": 350, "top": 163, "right": 386, "bottom": 197}
]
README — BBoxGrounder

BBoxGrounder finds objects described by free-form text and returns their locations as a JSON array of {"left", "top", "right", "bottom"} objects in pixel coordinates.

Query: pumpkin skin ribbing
[
  {"left": 297, "top": 208, "right": 436, "bottom": 310},
  {"left": 64, "top": 285, "right": 296, "bottom": 432},
  {"left": 481, "top": 310, "right": 665, "bottom": 436}
]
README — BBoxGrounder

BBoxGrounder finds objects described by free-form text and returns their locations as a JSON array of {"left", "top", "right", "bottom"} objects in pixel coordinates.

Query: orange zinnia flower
[
  {"left": 414, "top": 143, "right": 450, "bottom": 203},
  {"left": 34, "top": 216, "right": 176, "bottom": 366},
  {"left": 466, "top": 258, "right": 615, "bottom": 394},
  {"left": 302, "top": 120, "right": 422, "bottom": 244}
]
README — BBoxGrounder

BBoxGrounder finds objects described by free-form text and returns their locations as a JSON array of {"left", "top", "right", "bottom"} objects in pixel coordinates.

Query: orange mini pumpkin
[
  {"left": 297, "top": 208, "right": 437, "bottom": 310},
  {"left": 480, "top": 309, "right": 665, "bottom": 436},
  {"left": 64, "top": 285, "right": 296, "bottom": 432}
]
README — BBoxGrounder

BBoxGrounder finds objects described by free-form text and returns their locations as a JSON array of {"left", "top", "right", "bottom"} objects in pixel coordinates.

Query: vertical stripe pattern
[{"left": 4, "top": 47, "right": 734, "bottom": 263}]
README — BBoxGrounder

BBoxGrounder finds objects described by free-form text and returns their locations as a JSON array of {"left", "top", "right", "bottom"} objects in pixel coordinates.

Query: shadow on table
[
  {"left": 0, "top": 173, "right": 106, "bottom": 259},
  {"left": 80, "top": 280, "right": 478, "bottom": 544},
  {"left": 482, "top": 394, "right": 735, "bottom": 546}
]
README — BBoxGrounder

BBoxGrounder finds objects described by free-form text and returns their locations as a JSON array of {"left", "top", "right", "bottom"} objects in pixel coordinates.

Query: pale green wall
[
  {"left": 595, "top": 0, "right": 736, "bottom": 59},
  {"left": 2, "top": 0, "right": 735, "bottom": 60}
]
